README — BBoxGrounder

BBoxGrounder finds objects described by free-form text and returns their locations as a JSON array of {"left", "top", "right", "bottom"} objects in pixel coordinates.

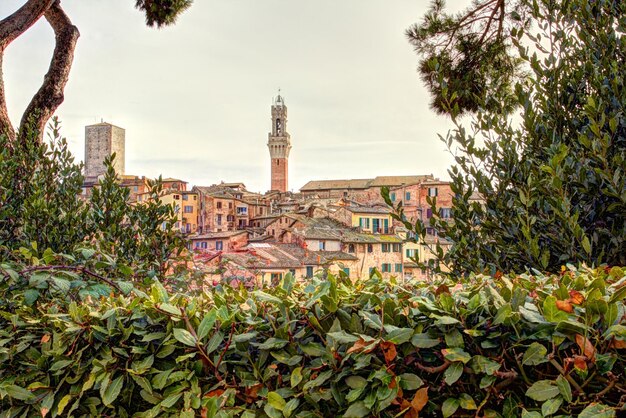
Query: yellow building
[
  {"left": 397, "top": 229, "right": 451, "bottom": 280},
  {"left": 158, "top": 190, "right": 199, "bottom": 234}
]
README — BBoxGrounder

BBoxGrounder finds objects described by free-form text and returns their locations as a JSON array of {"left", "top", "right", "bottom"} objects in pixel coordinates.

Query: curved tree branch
[
  {"left": 0, "top": 0, "right": 56, "bottom": 141},
  {"left": 19, "top": 0, "right": 79, "bottom": 144},
  {"left": 0, "top": 0, "right": 55, "bottom": 48}
]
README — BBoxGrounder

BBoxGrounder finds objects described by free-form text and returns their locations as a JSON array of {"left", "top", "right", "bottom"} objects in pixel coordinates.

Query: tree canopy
[
  {"left": 395, "top": 0, "right": 626, "bottom": 275},
  {"left": 0, "top": 0, "right": 192, "bottom": 146}
]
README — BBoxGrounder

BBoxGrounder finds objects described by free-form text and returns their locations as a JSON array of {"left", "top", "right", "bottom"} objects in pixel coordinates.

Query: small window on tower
[{"left": 276, "top": 118, "right": 282, "bottom": 134}]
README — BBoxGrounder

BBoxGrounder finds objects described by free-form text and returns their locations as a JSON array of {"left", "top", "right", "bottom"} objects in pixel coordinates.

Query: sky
[{"left": 2, "top": 0, "right": 462, "bottom": 193}]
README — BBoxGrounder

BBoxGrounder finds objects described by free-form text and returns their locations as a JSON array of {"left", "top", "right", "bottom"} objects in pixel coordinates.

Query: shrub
[{"left": 0, "top": 261, "right": 624, "bottom": 417}]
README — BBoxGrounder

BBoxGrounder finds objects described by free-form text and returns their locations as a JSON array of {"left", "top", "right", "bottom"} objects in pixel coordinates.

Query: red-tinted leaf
[
  {"left": 411, "top": 387, "right": 428, "bottom": 413},
  {"left": 568, "top": 290, "right": 584, "bottom": 305},
  {"left": 573, "top": 355, "right": 588, "bottom": 371},
  {"left": 556, "top": 299, "right": 573, "bottom": 313},
  {"left": 575, "top": 334, "right": 595, "bottom": 360},
  {"left": 380, "top": 341, "right": 397, "bottom": 363}
]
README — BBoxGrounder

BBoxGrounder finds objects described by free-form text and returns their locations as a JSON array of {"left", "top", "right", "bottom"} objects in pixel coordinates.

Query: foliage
[
  {"left": 0, "top": 120, "right": 186, "bottom": 278},
  {"left": 1, "top": 261, "right": 624, "bottom": 417},
  {"left": 396, "top": 0, "right": 626, "bottom": 276},
  {"left": 88, "top": 157, "right": 185, "bottom": 278},
  {"left": 0, "top": 118, "right": 88, "bottom": 256},
  {"left": 134, "top": 0, "right": 194, "bottom": 27},
  {"left": 406, "top": 0, "right": 527, "bottom": 115}
]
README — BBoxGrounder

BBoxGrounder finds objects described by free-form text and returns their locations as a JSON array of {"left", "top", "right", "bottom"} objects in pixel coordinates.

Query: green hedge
[{"left": 0, "top": 264, "right": 625, "bottom": 417}]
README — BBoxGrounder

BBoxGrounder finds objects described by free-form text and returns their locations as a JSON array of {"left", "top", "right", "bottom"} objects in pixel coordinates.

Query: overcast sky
[{"left": 2, "top": 0, "right": 461, "bottom": 193}]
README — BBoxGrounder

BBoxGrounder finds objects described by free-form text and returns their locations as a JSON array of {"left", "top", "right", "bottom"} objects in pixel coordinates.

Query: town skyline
[{"left": 1, "top": 0, "right": 464, "bottom": 193}]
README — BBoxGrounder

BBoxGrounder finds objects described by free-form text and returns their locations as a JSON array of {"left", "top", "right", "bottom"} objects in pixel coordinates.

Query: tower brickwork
[
  {"left": 84, "top": 122, "right": 125, "bottom": 178},
  {"left": 267, "top": 94, "right": 291, "bottom": 192}
]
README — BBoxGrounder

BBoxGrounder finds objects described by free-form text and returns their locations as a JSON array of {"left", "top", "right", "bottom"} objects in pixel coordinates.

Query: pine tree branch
[{"left": 18, "top": 0, "right": 79, "bottom": 144}]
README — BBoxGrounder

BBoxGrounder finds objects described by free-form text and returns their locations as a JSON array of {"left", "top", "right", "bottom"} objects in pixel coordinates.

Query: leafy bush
[
  {"left": 0, "top": 120, "right": 186, "bottom": 278},
  {"left": 1, "top": 261, "right": 624, "bottom": 417}
]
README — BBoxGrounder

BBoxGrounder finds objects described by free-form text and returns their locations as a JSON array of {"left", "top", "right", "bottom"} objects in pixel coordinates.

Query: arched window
[{"left": 276, "top": 118, "right": 282, "bottom": 134}]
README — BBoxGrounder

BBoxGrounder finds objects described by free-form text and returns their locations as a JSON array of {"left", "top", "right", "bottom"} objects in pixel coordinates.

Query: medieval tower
[
  {"left": 267, "top": 93, "right": 292, "bottom": 192},
  {"left": 84, "top": 122, "right": 125, "bottom": 179}
]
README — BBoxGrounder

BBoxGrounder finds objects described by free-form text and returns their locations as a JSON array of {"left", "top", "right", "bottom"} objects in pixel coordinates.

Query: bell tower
[{"left": 267, "top": 92, "right": 291, "bottom": 192}]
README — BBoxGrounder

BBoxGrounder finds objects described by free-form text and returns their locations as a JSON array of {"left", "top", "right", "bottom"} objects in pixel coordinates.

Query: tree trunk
[{"left": 0, "top": 0, "right": 78, "bottom": 145}]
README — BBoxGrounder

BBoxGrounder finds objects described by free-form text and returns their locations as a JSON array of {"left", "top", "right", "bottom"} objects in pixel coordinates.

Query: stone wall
[{"left": 84, "top": 123, "right": 125, "bottom": 178}]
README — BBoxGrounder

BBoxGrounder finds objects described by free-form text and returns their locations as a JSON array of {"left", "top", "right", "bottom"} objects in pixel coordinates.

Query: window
[
  {"left": 200, "top": 242, "right": 208, "bottom": 249},
  {"left": 393, "top": 243, "right": 401, "bottom": 252},
  {"left": 183, "top": 194, "right": 189, "bottom": 201},
  {"left": 369, "top": 267, "right": 375, "bottom": 276},
  {"left": 367, "top": 244, "right": 373, "bottom": 253},
  {"left": 306, "top": 266, "right": 314, "bottom": 278},
  {"left": 319, "top": 241, "right": 326, "bottom": 251},
  {"left": 216, "top": 202, "right": 222, "bottom": 209},
  {"left": 395, "top": 263, "right": 403, "bottom": 272},
  {"left": 405, "top": 192, "right": 411, "bottom": 201},
  {"left": 440, "top": 208, "right": 452, "bottom": 219},
  {"left": 184, "top": 205, "right": 193, "bottom": 213},
  {"left": 133, "top": 186, "right": 138, "bottom": 192},
  {"left": 173, "top": 195, "right": 180, "bottom": 200},
  {"left": 193, "top": 195, "right": 197, "bottom": 200},
  {"left": 359, "top": 217, "right": 370, "bottom": 229},
  {"left": 217, "top": 214, "right": 222, "bottom": 225},
  {"left": 390, "top": 192, "right": 396, "bottom": 202},
  {"left": 229, "top": 202, "right": 233, "bottom": 209},
  {"left": 373, "top": 218, "right": 380, "bottom": 232},
  {"left": 185, "top": 223, "right": 191, "bottom": 233},
  {"left": 216, "top": 240, "right": 223, "bottom": 251},
  {"left": 406, "top": 249, "right": 417, "bottom": 258},
  {"left": 137, "top": 195, "right": 142, "bottom": 202},
  {"left": 227, "top": 215, "right": 234, "bottom": 222},
  {"left": 382, "top": 263, "right": 391, "bottom": 273},
  {"left": 348, "top": 244, "right": 355, "bottom": 253},
  {"left": 342, "top": 268, "right": 350, "bottom": 276},
  {"left": 238, "top": 219, "right": 247, "bottom": 228},
  {"left": 383, "top": 219, "right": 389, "bottom": 234},
  {"left": 237, "top": 207, "right": 248, "bottom": 215},
  {"left": 382, "top": 243, "right": 390, "bottom": 253},
  {"left": 175, "top": 222, "right": 180, "bottom": 229},
  {"left": 428, "top": 187, "right": 438, "bottom": 197},
  {"left": 270, "top": 273, "right": 282, "bottom": 284},
  {"left": 426, "top": 208, "right": 432, "bottom": 219}
]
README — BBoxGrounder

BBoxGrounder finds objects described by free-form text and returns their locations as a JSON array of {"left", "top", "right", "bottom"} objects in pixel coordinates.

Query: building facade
[{"left": 84, "top": 122, "right": 125, "bottom": 179}]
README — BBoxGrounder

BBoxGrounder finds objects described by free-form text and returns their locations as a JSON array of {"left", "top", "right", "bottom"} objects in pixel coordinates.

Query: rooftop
[
  {"left": 300, "top": 175, "right": 436, "bottom": 192},
  {"left": 190, "top": 230, "right": 248, "bottom": 240}
]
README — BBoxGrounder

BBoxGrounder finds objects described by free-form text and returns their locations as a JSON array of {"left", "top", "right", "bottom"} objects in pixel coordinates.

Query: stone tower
[
  {"left": 84, "top": 122, "right": 125, "bottom": 179},
  {"left": 267, "top": 94, "right": 291, "bottom": 192}
]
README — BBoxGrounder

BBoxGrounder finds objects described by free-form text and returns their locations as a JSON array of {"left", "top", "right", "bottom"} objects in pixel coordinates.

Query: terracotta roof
[
  {"left": 300, "top": 179, "right": 372, "bottom": 191},
  {"left": 285, "top": 216, "right": 403, "bottom": 244},
  {"left": 300, "top": 175, "right": 436, "bottom": 192},
  {"left": 220, "top": 243, "right": 357, "bottom": 270},
  {"left": 190, "top": 231, "right": 247, "bottom": 240}
]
